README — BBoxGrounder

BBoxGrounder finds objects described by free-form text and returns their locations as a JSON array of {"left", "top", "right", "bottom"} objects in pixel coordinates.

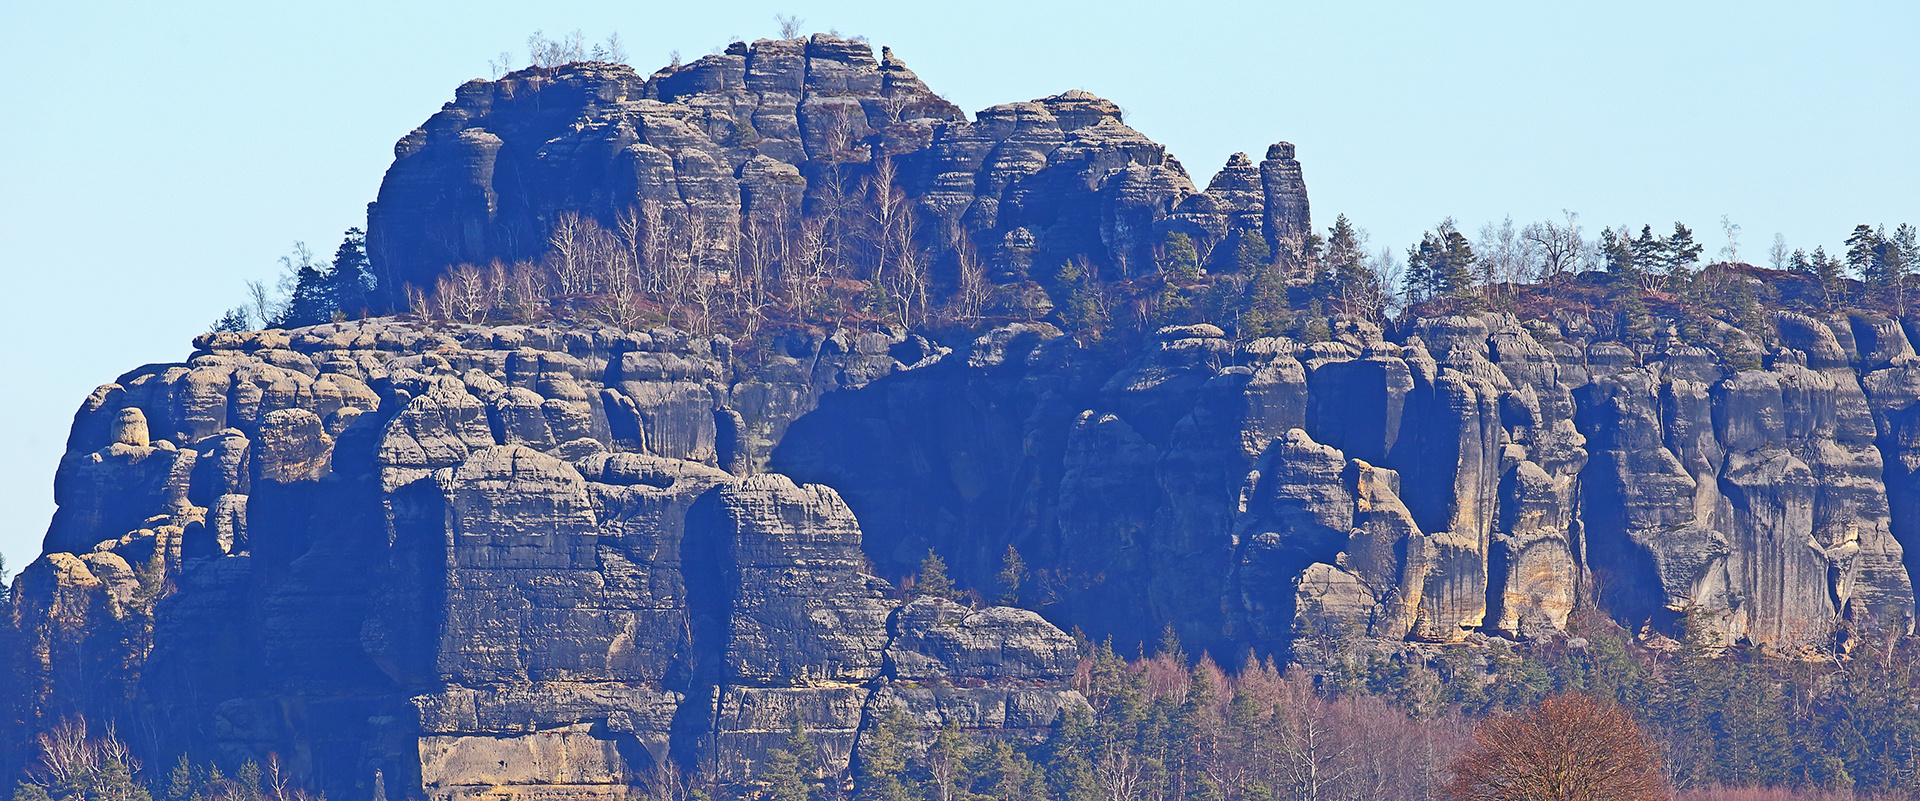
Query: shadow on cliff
[{"left": 1572, "top": 386, "right": 1680, "bottom": 638}]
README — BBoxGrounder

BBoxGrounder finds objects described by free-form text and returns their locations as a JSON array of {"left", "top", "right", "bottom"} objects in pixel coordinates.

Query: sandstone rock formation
[
  {"left": 8, "top": 320, "right": 1091, "bottom": 800},
  {"left": 366, "top": 35, "right": 1312, "bottom": 310},
  {"left": 9, "top": 33, "right": 1920, "bottom": 801},
  {"left": 12, "top": 306, "right": 1920, "bottom": 797}
]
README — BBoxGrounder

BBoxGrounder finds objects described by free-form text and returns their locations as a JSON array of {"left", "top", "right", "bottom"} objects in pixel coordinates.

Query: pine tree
[
  {"left": 87, "top": 754, "right": 146, "bottom": 801},
  {"left": 281, "top": 262, "right": 332, "bottom": 327},
  {"left": 1894, "top": 223, "right": 1920, "bottom": 274},
  {"left": 1406, "top": 221, "right": 1477, "bottom": 300},
  {"left": 164, "top": 756, "right": 193, "bottom": 801},
  {"left": 1889, "top": 223, "right": 1919, "bottom": 312},
  {"left": 1160, "top": 232, "right": 1201, "bottom": 281},
  {"left": 1847, "top": 224, "right": 1883, "bottom": 280},
  {"left": 1296, "top": 299, "right": 1330, "bottom": 343},
  {"left": 995, "top": 545, "right": 1025, "bottom": 606},
  {"left": 1043, "top": 706, "right": 1099, "bottom": 801},
  {"left": 852, "top": 706, "right": 916, "bottom": 801},
  {"left": 1156, "top": 623, "right": 1186, "bottom": 664},
  {"left": 1797, "top": 246, "right": 1846, "bottom": 307},
  {"left": 1661, "top": 221, "right": 1703, "bottom": 277},
  {"left": 1600, "top": 227, "right": 1640, "bottom": 284},
  {"left": 1324, "top": 214, "right": 1372, "bottom": 314},
  {"left": 326, "top": 227, "right": 373, "bottom": 316},
  {"left": 919, "top": 719, "right": 975, "bottom": 801},
  {"left": 208, "top": 308, "right": 251, "bottom": 334},
  {"left": 759, "top": 716, "right": 815, "bottom": 801},
  {"left": 1231, "top": 228, "right": 1269, "bottom": 274},
  {"left": 1053, "top": 261, "right": 1106, "bottom": 334},
  {"left": 1632, "top": 225, "right": 1661, "bottom": 274},
  {"left": 1239, "top": 260, "right": 1289, "bottom": 339},
  {"left": 1153, "top": 234, "right": 1200, "bottom": 326},
  {"left": 961, "top": 741, "right": 1046, "bottom": 801},
  {"left": 915, "top": 550, "right": 957, "bottom": 601},
  {"left": 1438, "top": 225, "right": 1478, "bottom": 296}
]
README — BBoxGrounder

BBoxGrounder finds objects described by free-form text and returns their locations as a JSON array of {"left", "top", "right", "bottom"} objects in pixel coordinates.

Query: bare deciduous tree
[
  {"left": 1441, "top": 693, "right": 1667, "bottom": 801},
  {"left": 439, "top": 263, "right": 491, "bottom": 324},
  {"left": 527, "top": 30, "right": 588, "bottom": 68},
  {"left": 506, "top": 260, "right": 547, "bottom": 322},
  {"left": 1521, "top": 211, "right": 1586, "bottom": 282}
]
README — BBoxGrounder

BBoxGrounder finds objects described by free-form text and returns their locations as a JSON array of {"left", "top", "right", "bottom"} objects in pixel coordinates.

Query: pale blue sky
[{"left": 1, "top": 1, "right": 1915, "bottom": 570}]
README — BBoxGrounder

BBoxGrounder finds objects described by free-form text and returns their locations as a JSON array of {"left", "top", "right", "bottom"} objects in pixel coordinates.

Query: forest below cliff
[{"left": 11, "top": 31, "right": 1920, "bottom": 801}]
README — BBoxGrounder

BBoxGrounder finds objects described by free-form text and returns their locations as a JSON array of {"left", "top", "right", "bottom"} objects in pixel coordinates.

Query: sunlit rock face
[
  {"left": 9, "top": 32, "right": 1919, "bottom": 801},
  {"left": 14, "top": 305, "right": 1920, "bottom": 798},
  {"left": 365, "top": 35, "right": 1310, "bottom": 312}
]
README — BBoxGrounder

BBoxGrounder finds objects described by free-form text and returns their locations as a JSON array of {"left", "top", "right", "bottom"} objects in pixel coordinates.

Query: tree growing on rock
[
  {"left": 1160, "top": 231, "right": 1202, "bottom": 281},
  {"left": 326, "top": 227, "right": 373, "bottom": 317},
  {"left": 12, "top": 717, "right": 150, "bottom": 801},
  {"left": 758, "top": 717, "right": 817, "bottom": 801},
  {"left": 1405, "top": 219, "right": 1477, "bottom": 301},
  {"left": 914, "top": 550, "right": 958, "bottom": 601},
  {"left": 1440, "top": 693, "right": 1666, "bottom": 801},
  {"left": 274, "top": 242, "right": 334, "bottom": 328},
  {"left": 852, "top": 706, "right": 916, "bottom": 801},
  {"left": 995, "top": 545, "right": 1025, "bottom": 605},
  {"left": 207, "top": 308, "right": 250, "bottom": 334}
]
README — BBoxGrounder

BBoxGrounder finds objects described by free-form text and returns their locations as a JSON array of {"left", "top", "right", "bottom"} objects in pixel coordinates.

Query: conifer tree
[
  {"left": 1239, "top": 260, "right": 1289, "bottom": 339},
  {"left": 1406, "top": 221, "right": 1477, "bottom": 300},
  {"left": 1231, "top": 228, "right": 1269, "bottom": 274},
  {"left": 1599, "top": 227, "right": 1639, "bottom": 284},
  {"left": 326, "top": 227, "right": 373, "bottom": 316},
  {"left": 1053, "top": 261, "right": 1106, "bottom": 334},
  {"left": 1296, "top": 299, "right": 1330, "bottom": 343},
  {"left": 919, "top": 719, "right": 974, "bottom": 801},
  {"left": 1043, "top": 706, "right": 1099, "bottom": 801},
  {"left": 852, "top": 706, "right": 916, "bottom": 801},
  {"left": 1324, "top": 214, "right": 1373, "bottom": 313},
  {"left": 961, "top": 741, "right": 1047, "bottom": 801},
  {"left": 1156, "top": 623, "right": 1186, "bottom": 664},
  {"left": 759, "top": 717, "right": 815, "bottom": 801},
  {"left": 208, "top": 308, "right": 251, "bottom": 333},
  {"left": 1660, "top": 222, "right": 1703, "bottom": 279},
  {"left": 1792, "top": 246, "right": 1846, "bottom": 307},
  {"left": 1161, "top": 232, "right": 1201, "bottom": 281},
  {"left": 995, "top": 545, "right": 1025, "bottom": 606},
  {"left": 281, "top": 262, "right": 332, "bottom": 327},
  {"left": 914, "top": 550, "right": 957, "bottom": 601}
]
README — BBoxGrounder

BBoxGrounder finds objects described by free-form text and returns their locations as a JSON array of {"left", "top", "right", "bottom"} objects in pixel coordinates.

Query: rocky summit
[
  {"left": 364, "top": 34, "right": 1308, "bottom": 311},
  {"left": 6, "top": 33, "right": 1920, "bottom": 801}
]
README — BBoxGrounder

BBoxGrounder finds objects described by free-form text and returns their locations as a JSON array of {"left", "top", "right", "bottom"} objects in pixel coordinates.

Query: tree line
[{"left": 17, "top": 596, "right": 1920, "bottom": 800}]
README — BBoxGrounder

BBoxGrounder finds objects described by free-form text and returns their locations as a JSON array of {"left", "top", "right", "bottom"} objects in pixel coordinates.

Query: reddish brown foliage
[
  {"left": 1674, "top": 790, "right": 1888, "bottom": 801},
  {"left": 1442, "top": 693, "right": 1668, "bottom": 801}
]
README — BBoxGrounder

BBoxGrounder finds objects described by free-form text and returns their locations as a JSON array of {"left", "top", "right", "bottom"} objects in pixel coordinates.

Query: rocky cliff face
[
  {"left": 365, "top": 34, "right": 1310, "bottom": 308},
  {"left": 9, "top": 321, "right": 1087, "bottom": 800},
  {"left": 12, "top": 307, "right": 1919, "bottom": 797},
  {"left": 9, "top": 31, "right": 1920, "bottom": 801}
]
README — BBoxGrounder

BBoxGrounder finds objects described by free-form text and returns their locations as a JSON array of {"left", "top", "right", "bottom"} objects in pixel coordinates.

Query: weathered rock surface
[
  {"left": 366, "top": 35, "right": 1311, "bottom": 310},
  {"left": 14, "top": 307, "right": 1920, "bottom": 797},
  {"left": 11, "top": 34, "right": 1920, "bottom": 801},
  {"left": 8, "top": 318, "right": 1088, "bottom": 800}
]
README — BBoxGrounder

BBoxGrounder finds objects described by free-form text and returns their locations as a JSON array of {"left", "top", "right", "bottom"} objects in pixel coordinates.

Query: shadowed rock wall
[
  {"left": 8, "top": 33, "right": 1920, "bottom": 801},
  {"left": 10, "top": 307, "right": 1917, "bottom": 797}
]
